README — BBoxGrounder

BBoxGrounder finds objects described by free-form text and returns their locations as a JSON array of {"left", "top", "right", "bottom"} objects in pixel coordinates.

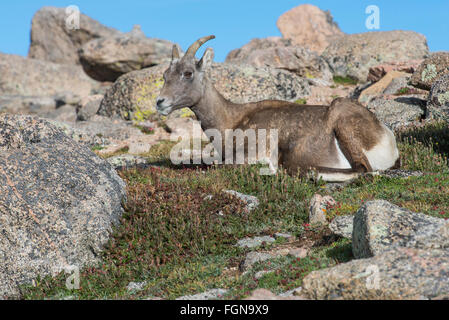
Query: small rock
[
  {"left": 54, "top": 91, "right": 81, "bottom": 107},
  {"left": 367, "top": 60, "right": 423, "bottom": 83},
  {"left": 254, "top": 270, "right": 272, "bottom": 279},
  {"left": 126, "top": 281, "right": 147, "bottom": 293},
  {"left": 273, "top": 232, "right": 294, "bottom": 241},
  {"left": 224, "top": 190, "right": 259, "bottom": 212},
  {"left": 42, "top": 104, "right": 77, "bottom": 122},
  {"left": 107, "top": 154, "right": 149, "bottom": 170},
  {"left": 176, "top": 289, "right": 228, "bottom": 300},
  {"left": 378, "top": 169, "right": 424, "bottom": 179},
  {"left": 279, "top": 287, "right": 303, "bottom": 297},
  {"left": 309, "top": 194, "right": 335, "bottom": 226},
  {"left": 329, "top": 215, "right": 354, "bottom": 239},
  {"left": 236, "top": 236, "right": 275, "bottom": 249},
  {"left": 246, "top": 288, "right": 306, "bottom": 300},
  {"left": 358, "top": 71, "right": 409, "bottom": 104},
  {"left": 128, "top": 142, "right": 151, "bottom": 154},
  {"left": 77, "top": 95, "right": 103, "bottom": 121},
  {"left": 239, "top": 252, "right": 275, "bottom": 272},
  {"left": 288, "top": 248, "right": 309, "bottom": 259},
  {"left": 97, "top": 143, "right": 129, "bottom": 157}
]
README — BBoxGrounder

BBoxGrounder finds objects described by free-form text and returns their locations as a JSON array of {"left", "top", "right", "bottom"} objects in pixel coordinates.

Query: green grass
[
  {"left": 333, "top": 75, "right": 358, "bottom": 86},
  {"left": 295, "top": 98, "right": 307, "bottom": 105},
  {"left": 19, "top": 121, "right": 449, "bottom": 300}
]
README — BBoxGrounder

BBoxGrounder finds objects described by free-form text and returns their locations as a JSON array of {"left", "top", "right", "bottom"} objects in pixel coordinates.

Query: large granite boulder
[
  {"left": 427, "top": 73, "right": 449, "bottom": 122},
  {"left": 225, "top": 37, "right": 332, "bottom": 83},
  {"left": 322, "top": 31, "right": 429, "bottom": 82},
  {"left": 410, "top": 52, "right": 449, "bottom": 90},
  {"left": 79, "top": 25, "right": 175, "bottom": 82},
  {"left": 302, "top": 247, "right": 449, "bottom": 300},
  {"left": 276, "top": 4, "right": 343, "bottom": 54},
  {"left": 98, "top": 62, "right": 310, "bottom": 121},
  {"left": 302, "top": 200, "right": 449, "bottom": 300},
  {"left": 0, "top": 114, "right": 126, "bottom": 298},
  {"left": 352, "top": 200, "right": 449, "bottom": 259},
  {"left": 366, "top": 95, "right": 426, "bottom": 130},
  {"left": 0, "top": 53, "right": 99, "bottom": 97},
  {"left": 28, "top": 6, "right": 120, "bottom": 65}
]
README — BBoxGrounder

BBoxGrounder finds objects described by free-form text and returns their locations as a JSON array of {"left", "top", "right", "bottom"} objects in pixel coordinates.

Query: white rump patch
[
  {"left": 363, "top": 124, "right": 399, "bottom": 171},
  {"left": 333, "top": 138, "right": 351, "bottom": 169}
]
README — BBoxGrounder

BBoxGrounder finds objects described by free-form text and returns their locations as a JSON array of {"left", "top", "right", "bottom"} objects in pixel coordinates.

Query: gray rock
[
  {"left": 42, "top": 104, "right": 77, "bottom": 122},
  {"left": 246, "top": 288, "right": 307, "bottom": 300},
  {"left": 98, "top": 62, "right": 310, "bottom": 121},
  {"left": 302, "top": 247, "right": 449, "bottom": 300},
  {"left": 225, "top": 37, "right": 332, "bottom": 83},
  {"left": 273, "top": 232, "right": 293, "bottom": 240},
  {"left": 378, "top": 169, "right": 424, "bottom": 179},
  {"left": 107, "top": 154, "right": 149, "bottom": 170},
  {"left": 0, "top": 95, "right": 57, "bottom": 115},
  {"left": 383, "top": 74, "right": 414, "bottom": 95},
  {"left": 309, "top": 194, "right": 335, "bottom": 225},
  {"left": 276, "top": 4, "right": 343, "bottom": 54},
  {"left": 77, "top": 95, "right": 103, "bottom": 121},
  {"left": 0, "top": 53, "right": 99, "bottom": 98},
  {"left": 410, "top": 52, "right": 449, "bottom": 90},
  {"left": 366, "top": 95, "right": 426, "bottom": 130},
  {"left": 28, "top": 6, "right": 120, "bottom": 65},
  {"left": 54, "top": 92, "right": 82, "bottom": 107},
  {"left": 126, "top": 281, "right": 147, "bottom": 293},
  {"left": 49, "top": 119, "right": 110, "bottom": 147},
  {"left": 329, "top": 215, "right": 354, "bottom": 239},
  {"left": 236, "top": 236, "right": 275, "bottom": 249},
  {"left": 54, "top": 115, "right": 142, "bottom": 147},
  {"left": 223, "top": 190, "right": 259, "bottom": 212},
  {"left": 427, "top": 73, "right": 449, "bottom": 122},
  {"left": 352, "top": 200, "right": 448, "bottom": 259},
  {"left": 322, "top": 31, "right": 429, "bottom": 82},
  {"left": 176, "top": 288, "right": 228, "bottom": 300},
  {"left": 79, "top": 25, "right": 175, "bottom": 82},
  {"left": 279, "top": 287, "right": 303, "bottom": 297},
  {"left": 239, "top": 252, "right": 275, "bottom": 272},
  {"left": 0, "top": 114, "right": 126, "bottom": 298}
]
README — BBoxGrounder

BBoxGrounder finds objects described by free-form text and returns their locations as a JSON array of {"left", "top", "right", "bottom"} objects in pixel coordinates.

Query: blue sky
[{"left": 0, "top": 0, "right": 447, "bottom": 62}]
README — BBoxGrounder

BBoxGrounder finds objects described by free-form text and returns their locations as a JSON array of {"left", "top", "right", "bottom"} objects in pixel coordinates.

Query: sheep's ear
[{"left": 198, "top": 47, "right": 214, "bottom": 70}]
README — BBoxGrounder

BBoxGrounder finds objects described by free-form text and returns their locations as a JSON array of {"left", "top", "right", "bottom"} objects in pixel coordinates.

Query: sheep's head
[{"left": 156, "top": 35, "right": 215, "bottom": 116}]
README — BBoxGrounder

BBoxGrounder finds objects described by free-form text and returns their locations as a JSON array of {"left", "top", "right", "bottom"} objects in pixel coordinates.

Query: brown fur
[{"left": 156, "top": 36, "right": 399, "bottom": 178}]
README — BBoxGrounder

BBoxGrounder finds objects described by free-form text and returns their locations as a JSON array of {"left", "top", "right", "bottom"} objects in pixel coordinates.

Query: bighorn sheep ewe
[{"left": 156, "top": 35, "right": 400, "bottom": 181}]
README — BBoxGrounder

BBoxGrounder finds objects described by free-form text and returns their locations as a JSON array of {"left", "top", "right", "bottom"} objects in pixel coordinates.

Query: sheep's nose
[{"left": 156, "top": 97, "right": 165, "bottom": 107}]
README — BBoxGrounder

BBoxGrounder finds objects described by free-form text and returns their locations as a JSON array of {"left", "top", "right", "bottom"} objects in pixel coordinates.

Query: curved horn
[
  {"left": 184, "top": 35, "right": 215, "bottom": 59},
  {"left": 172, "top": 44, "right": 180, "bottom": 60}
]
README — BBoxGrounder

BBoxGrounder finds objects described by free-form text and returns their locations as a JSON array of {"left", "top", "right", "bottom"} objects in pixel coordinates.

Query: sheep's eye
[{"left": 183, "top": 71, "right": 193, "bottom": 79}]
